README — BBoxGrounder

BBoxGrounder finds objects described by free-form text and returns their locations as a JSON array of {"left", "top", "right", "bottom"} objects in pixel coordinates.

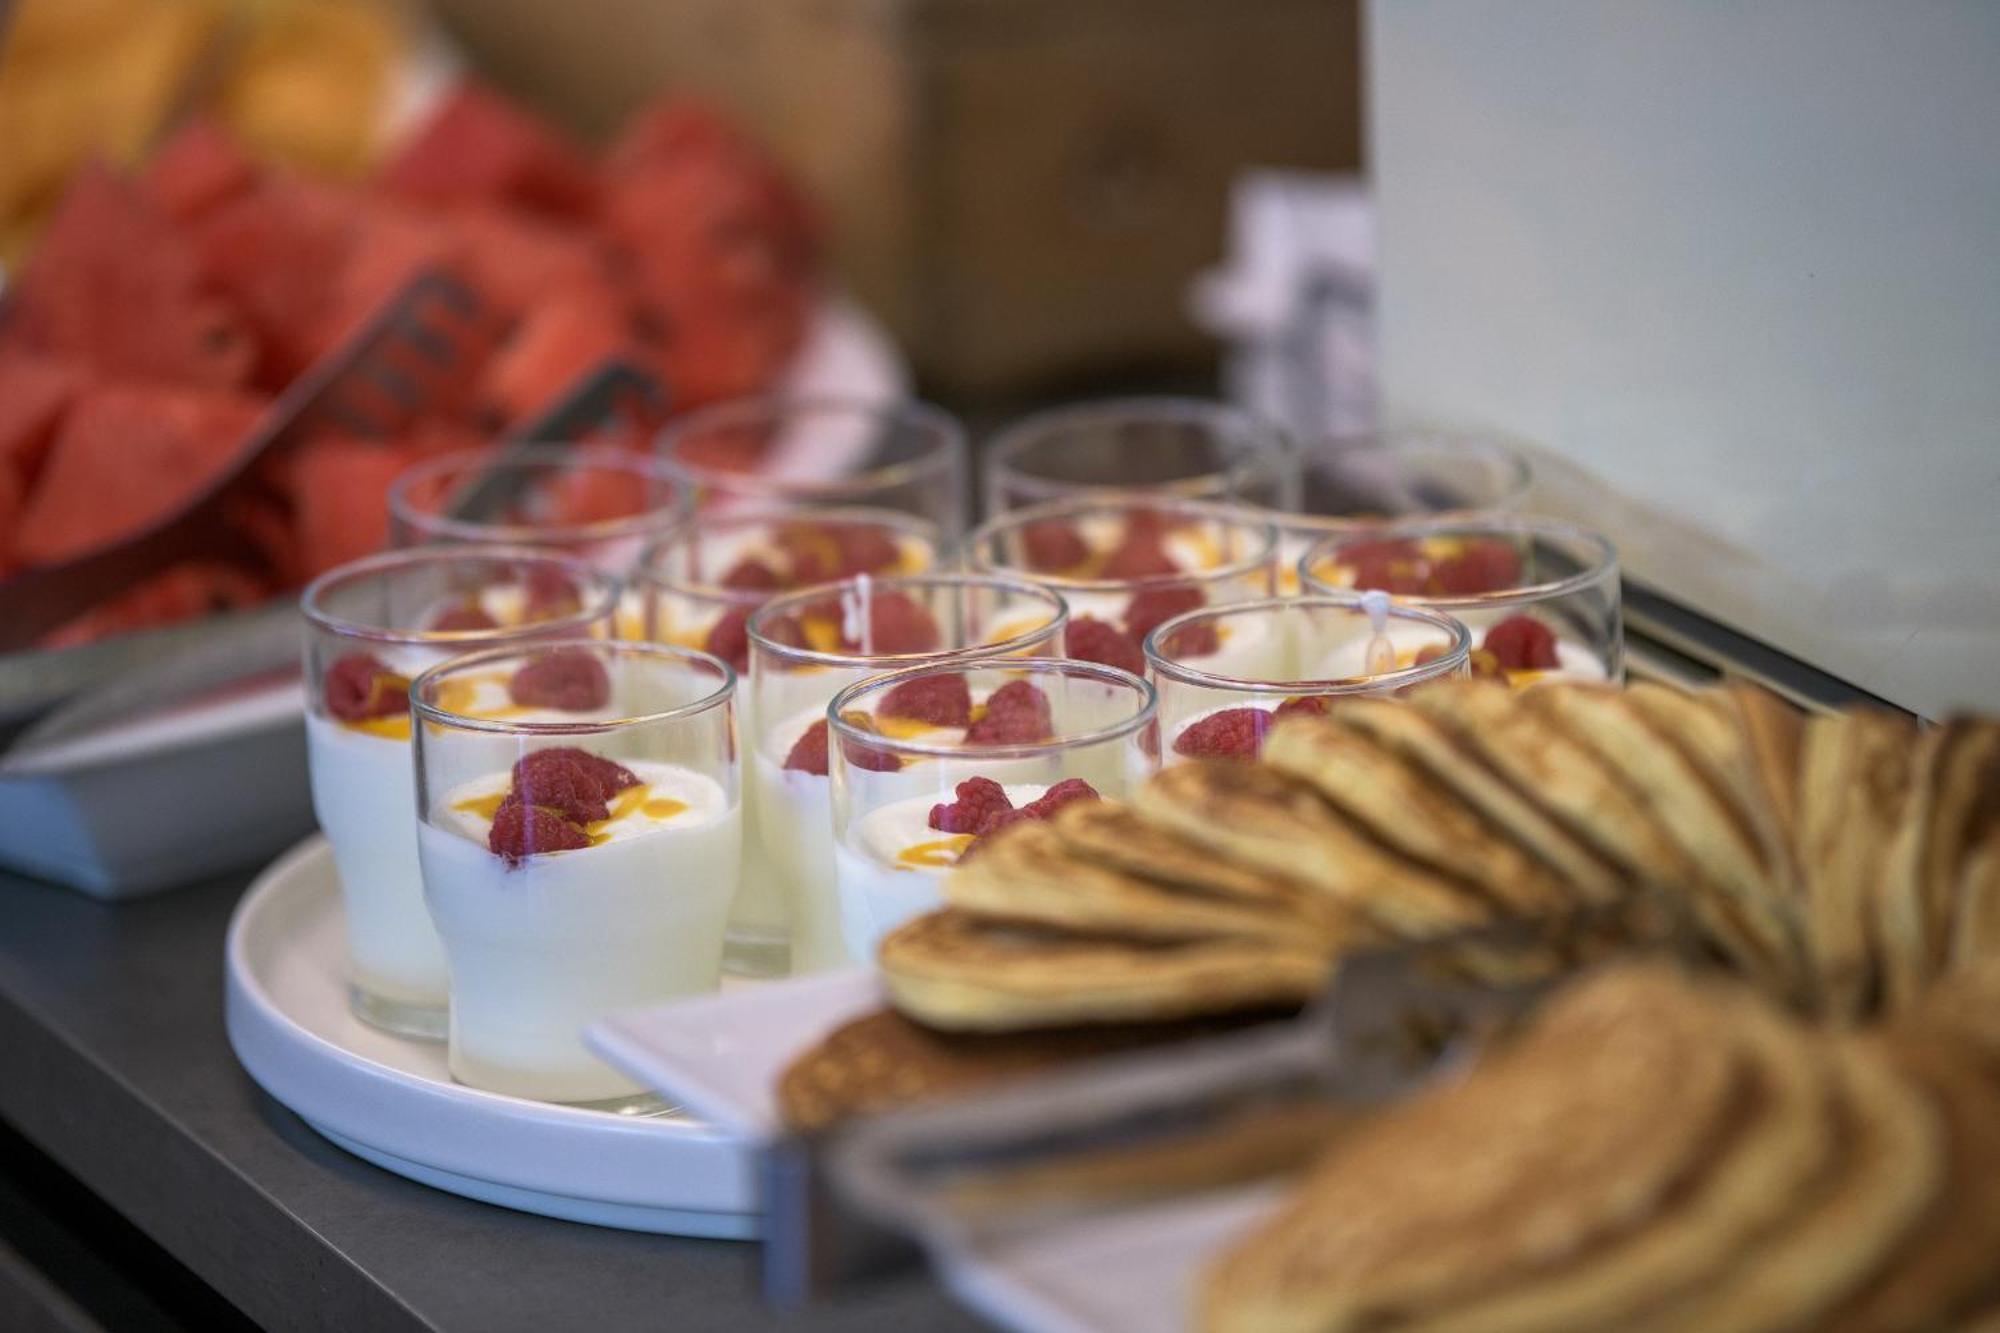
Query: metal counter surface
[{"left": 0, "top": 867, "right": 977, "bottom": 1332}]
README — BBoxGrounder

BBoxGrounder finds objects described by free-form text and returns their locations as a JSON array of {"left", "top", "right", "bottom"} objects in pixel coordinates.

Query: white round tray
[{"left": 224, "top": 836, "right": 759, "bottom": 1237}]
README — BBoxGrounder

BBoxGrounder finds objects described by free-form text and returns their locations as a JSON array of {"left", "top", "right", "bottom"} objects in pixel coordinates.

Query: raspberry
[
  {"left": 1172, "top": 707, "right": 1271, "bottom": 760},
  {"left": 1100, "top": 532, "right": 1178, "bottom": 580},
  {"left": 1274, "top": 695, "right": 1330, "bottom": 722},
  {"left": 860, "top": 590, "right": 940, "bottom": 655},
  {"left": 507, "top": 749, "right": 612, "bottom": 825},
  {"left": 1431, "top": 538, "right": 1522, "bottom": 595},
  {"left": 488, "top": 797, "right": 592, "bottom": 865},
  {"left": 1338, "top": 538, "right": 1427, "bottom": 595},
  {"left": 1020, "top": 777, "right": 1100, "bottom": 820},
  {"left": 965, "top": 680, "right": 1054, "bottom": 744},
  {"left": 1065, "top": 617, "right": 1144, "bottom": 675},
  {"left": 1122, "top": 584, "right": 1206, "bottom": 645},
  {"left": 324, "top": 653, "right": 410, "bottom": 721},
  {"left": 1022, "top": 518, "right": 1089, "bottom": 572},
  {"left": 514, "top": 747, "right": 638, "bottom": 803},
  {"left": 509, "top": 649, "right": 611, "bottom": 710},
  {"left": 929, "top": 776, "right": 1013, "bottom": 833},
  {"left": 775, "top": 522, "right": 848, "bottom": 583},
  {"left": 880, "top": 672, "right": 973, "bottom": 727},
  {"left": 1481, "top": 614, "right": 1561, "bottom": 672},
  {"left": 703, "top": 606, "right": 753, "bottom": 670},
  {"left": 959, "top": 807, "right": 1034, "bottom": 861},
  {"left": 430, "top": 600, "right": 497, "bottom": 632},
  {"left": 783, "top": 719, "right": 831, "bottom": 775},
  {"left": 831, "top": 523, "right": 902, "bottom": 576},
  {"left": 720, "top": 557, "right": 781, "bottom": 591},
  {"left": 522, "top": 566, "right": 582, "bottom": 621}
]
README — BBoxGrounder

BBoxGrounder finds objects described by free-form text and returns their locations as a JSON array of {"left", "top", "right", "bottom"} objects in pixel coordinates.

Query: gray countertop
[{"left": 0, "top": 865, "right": 977, "bottom": 1332}]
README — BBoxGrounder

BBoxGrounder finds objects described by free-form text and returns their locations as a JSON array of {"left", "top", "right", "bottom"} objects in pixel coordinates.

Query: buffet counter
[{"left": 0, "top": 867, "right": 977, "bottom": 1332}]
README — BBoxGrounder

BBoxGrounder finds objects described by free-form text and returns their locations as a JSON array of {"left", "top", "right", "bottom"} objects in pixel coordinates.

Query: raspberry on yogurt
[
  {"left": 965, "top": 680, "right": 1054, "bottom": 744},
  {"left": 488, "top": 798, "right": 593, "bottom": 865},
  {"left": 1066, "top": 616, "right": 1145, "bottom": 675},
  {"left": 324, "top": 653, "right": 411, "bottom": 721},
  {"left": 1482, "top": 614, "right": 1560, "bottom": 671},
  {"left": 929, "top": 776, "right": 1012, "bottom": 833},
  {"left": 879, "top": 672, "right": 973, "bottom": 728},
  {"left": 1172, "top": 707, "right": 1270, "bottom": 760},
  {"left": 509, "top": 648, "right": 611, "bottom": 711}
]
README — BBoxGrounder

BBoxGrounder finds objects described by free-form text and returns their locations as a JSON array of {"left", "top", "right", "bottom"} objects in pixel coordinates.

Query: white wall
[{"left": 1369, "top": 1, "right": 2000, "bottom": 715}]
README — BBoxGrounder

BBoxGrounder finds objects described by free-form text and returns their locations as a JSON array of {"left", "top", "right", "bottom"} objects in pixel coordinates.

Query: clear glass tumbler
[{"left": 984, "top": 397, "right": 1297, "bottom": 514}]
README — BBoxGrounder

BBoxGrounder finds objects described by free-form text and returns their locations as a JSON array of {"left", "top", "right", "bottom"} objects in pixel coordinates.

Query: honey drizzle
[{"left": 897, "top": 835, "right": 972, "bottom": 869}]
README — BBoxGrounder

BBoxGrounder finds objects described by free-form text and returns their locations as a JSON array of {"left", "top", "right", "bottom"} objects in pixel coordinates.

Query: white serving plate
[
  {"left": 587, "top": 968, "right": 885, "bottom": 1143},
  {"left": 224, "top": 835, "right": 761, "bottom": 1237},
  {"left": 0, "top": 296, "right": 906, "bottom": 898}
]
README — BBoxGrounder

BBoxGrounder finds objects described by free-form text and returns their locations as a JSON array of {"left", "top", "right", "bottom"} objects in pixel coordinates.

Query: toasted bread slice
[
  {"left": 1333, "top": 698, "right": 1626, "bottom": 904},
  {"left": 1406, "top": 681, "right": 1695, "bottom": 893},
  {"left": 1719, "top": 681, "right": 1808, "bottom": 858},
  {"left": 1875, "top": 723, "right": 2000, "bottom": 1010},
  {"left": 1264, "top": 716, "right": 1574, "bottom": 916},
  {"left": 1202, "top": 966, "right": 1759, "bottom": 1333},
  {"left": 1531, "top": 684, "right": 1803, "bottom": 994},
  {"left": 1615, "top": 1037, "right": 1941, "bottom": 1333},
  {"left": 777, "top": 1007, "right": 1263, "bottom": 1134},
  {"left": 878, "top": 909, "right": 1328, "bottom": 1032},
  {"left": 947, "top": 818, "right": 1345, "bottom": 948},
  {"left": 1799, "top": 709, "right": 1916, "bottom": 1019},
  {"left": 1049, "top": 800, "right": 1369, "bottom": 943},
  {"left": 1821, "top": 1036, "right": 2000, "bottom": 1333},
  {"left": 1134, "top": 760, "right": 1495, "bottom": 937}
]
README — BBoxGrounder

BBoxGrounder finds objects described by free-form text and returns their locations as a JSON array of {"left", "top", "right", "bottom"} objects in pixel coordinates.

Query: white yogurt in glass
[
  {"left": 419, "top": 760, "right": 740, "bottom": 1103},
  {"left": 832, "top": 783, "right": 1046, "bottom": 962}
]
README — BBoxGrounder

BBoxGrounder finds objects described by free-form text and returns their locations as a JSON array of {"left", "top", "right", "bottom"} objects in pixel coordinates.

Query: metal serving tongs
[
  {"left": 763, "top": 894, "right": 1700, "bottom": 1307},
  {"left": 0, "top": 355, "right": 669, "bottom": 760},
  {"left": 0, "top": 272, "right": 496, "bottom": 653}
]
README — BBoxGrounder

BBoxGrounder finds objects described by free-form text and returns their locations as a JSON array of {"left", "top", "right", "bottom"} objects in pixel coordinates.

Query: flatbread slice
[
  {"left": 1617, "top": 1037, "right": 1941, "bottom": 1333},
  {"left": 1719, "top": 681, "right": 1808, "bottom": 858},
  {"left": 1264, "top": 716, "right": 1574, "bottom": 916},
  {"left": 1202, "top": 966, "right": 1754, "bottom": 1333},
  {"left": 1798, "top": 709, "right": 1916, "bottom": 1020},
  {"left": 776, "top": 1007, "right": 1267, "bottom": 1134},
  {"left": 1134, "top": 760, "right": 1495, "bottom": 937},
  {"left": 1406, "top": 681, "right": 1695, "bottom": 893},
  {"left": 1876, "top": 723, "right": 2000, "bottom": 1010},
  {"left": 878, "top": 909, "right": 1329, "bottom": 1032},
  {"left": 1049, "top": 800, "right": 1369, "bottom": 943},
  {"left": 1530, "top": 685, "right": 1802, "bottom": 993},
  {"left": 1332, "top": 698, "right": 1627, "bottom": 904},
  {"left": 1822, "top": 1036, "right": 2000, "bottom": 1333},
  {"left": 946, "top": 818, "right": 1344, "bottom": 948}
]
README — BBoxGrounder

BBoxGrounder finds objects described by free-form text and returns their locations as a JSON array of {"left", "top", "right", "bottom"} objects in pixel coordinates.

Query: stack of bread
[
  {"left": 872, "top": 679, "right": 2000, "bottom": 1034},
  {"left": 1203, "top": 959, "right": 2000, "bottom": 1331}
]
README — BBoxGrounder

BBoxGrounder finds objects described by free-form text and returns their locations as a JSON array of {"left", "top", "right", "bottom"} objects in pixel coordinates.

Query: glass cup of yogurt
[
  {"left": 388, "top": 445, "right": 691, "bottom": 638},
  {"left": 968, "top": 495, "right": 1282, "bottom": 684},
  {"left": 300, "top": 547, "right": 620, "bottom": 1039},
  {"left": 983, "top": 397, "right": 1297, "bottom": 515},
  {"left": 1146, "top": 594, "right": 1472, "bottom": 761},
  {"left": 411, "top": 640, "right": 741, "bottom": 1108},
  {"left": 1298, "top": 516, "right": 1623, "bottom": 684},
  {"left": 1270, "top": 432, "right": 1535, "bottom": 594},
  {"left": 631, "top": 506, "right": 943, "bottom": 975},
  {"left": 827, "top": 658, "right": 1160, "bottom": 962},
  {"left": 747, "top": 574, "right": 1069, "bottom": 974},
  {"left": 655, "top": 395, "right": 970, "bottom": 543}
]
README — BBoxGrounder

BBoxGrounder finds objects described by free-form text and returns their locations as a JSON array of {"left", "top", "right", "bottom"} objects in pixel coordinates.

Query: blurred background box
[{"left": 432, "top": 0, "right": 1363, "bottom": 395}]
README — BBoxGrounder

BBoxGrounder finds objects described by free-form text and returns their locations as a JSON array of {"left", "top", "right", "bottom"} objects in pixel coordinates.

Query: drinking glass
[
  {"left": 655, "top": 395, "right": 969, "bottom": 542},
  {"left": 968, "top": 495, "right": 1279, "bottom": 681},
  {"left": 412, "top": 640, "right": 739, "bottom": 1108},
  {"left": 631, "top": 506, "right": 944, "bottom": 974},
  {"left": 300, "top": 547, "right": 618, "bottom": 1039},
  {"left": 829, "top": 658, "right": 1158, "bottom": 962},
  {"left": 1299, "top": 516, "right": 1623, "bottom": 684},
  {"left": 388, "top": 445, "right": 691, "bottom": 638},
  {"left": 748, "top": 575, "right": 1067, "bottom": 973},
  {"left": 984, "top": 397, "right": 1296, "bottom": 514},
  {"left": 1146, "top": 594, "right": 1471, "bottom": 761}
]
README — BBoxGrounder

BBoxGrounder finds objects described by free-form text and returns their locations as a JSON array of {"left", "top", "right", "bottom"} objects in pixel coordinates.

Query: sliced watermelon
[
  {"left": 439, "top": 206, "right": 605, "bottom": 324},
  {"left": 142, "top": 118, "right": 262, "bottom": 224},
  {"left": 378, "top": 82, "right": 599, "bottom": 222},
  {"left": 0, "top": 163, "right": 258, "bottom": 389},
  {"left": 40, "top": 561, "right": 271, "bottom": 648},
  {"left": 12, "top": 384, "right": 267, "bottom": 566},
  {"left": 293, "top": 436, "right": 419, "bottom": 577},
  {"left": 191, "top": 179, "right": 361, "bottom": 386},
  {"left": 0, "top": 355, "right": 88, "bottom": 489},
  {"left": 475, "top": 289, "right": 633, "bottom": 427}
]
